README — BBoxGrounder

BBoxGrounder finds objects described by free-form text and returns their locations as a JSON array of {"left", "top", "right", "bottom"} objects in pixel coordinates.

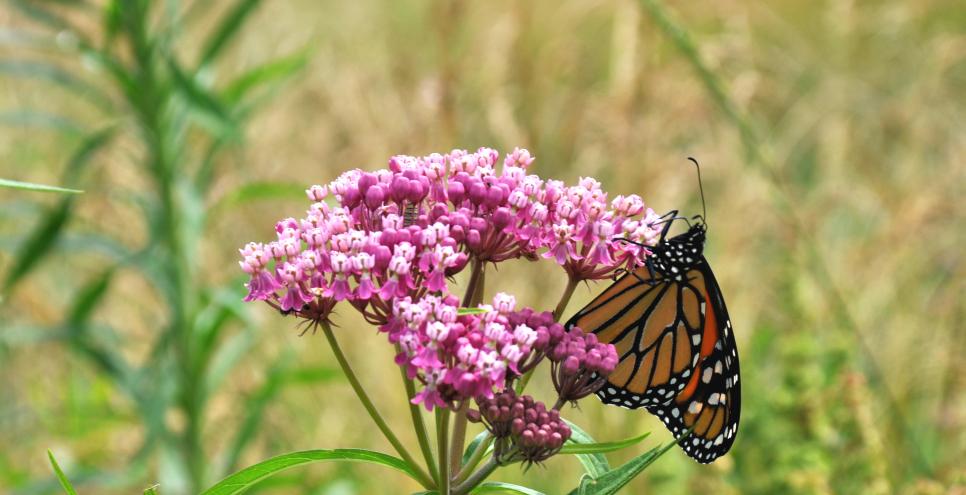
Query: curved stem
[
  {"left": 553, "top": 274, "right": 579, "bottom": 321},
  {"left": 454, "top": 456, "right": 500, "bottom": 495},
  {"left": 397, "top": 345, "right": 439, "bottom": 485},
  {"left": 436, "top": 408, "right": 452, "bottom": 494},
  {"left": 321, "top": 323, "right": 434, "bottom": 489}
]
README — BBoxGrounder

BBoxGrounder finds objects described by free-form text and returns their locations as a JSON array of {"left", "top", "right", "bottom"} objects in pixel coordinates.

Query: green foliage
[
  {"left": 569, "top": 440, "right": 678, "bottom": 495},
  {"left": 201, "top": 449, "right": 419, "bottom": 495},
  {"left": 0, "top": 178, "right": 82, "bottom": 194},
  {"left": 2, "top": 1, "right": 308, "bottom": 494},
  {"left": 471, "top": 482, "right": 547, "bottom": 494},
  {"left": 47, "top": 450, "right": 78, "bottom": 495},
  {"left": 2, "top": 0, "right": 962, "bottom": 494}
]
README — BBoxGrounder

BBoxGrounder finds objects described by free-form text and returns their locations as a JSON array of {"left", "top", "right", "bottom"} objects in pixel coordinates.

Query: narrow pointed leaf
[
  {"left": 457, "top": 307, "right": 491, "bottom": 316},
  {"left": 569, "top": 439, "right": 679, "bottom": 495},
  {"left": 67, "top": 267, "right": 116, "bottom": 325},
  {"left": 560, "top": 419, "right": 609, "bottom": 478},
  {"left": 199, "top": 0, "right": 263, "bottom": 66},
  {"left": 2, "top": 129, "right": 113, "bottom": 291},
  {"left": 47, "top": 450, "right": 79, "bottom": 495},
  {"left": 211, "top": 181, "right": 307, "bottom": 212},
  {"left": 2, "top": 198, "right": 71, "bottom": 291},
  {"left": 559, "top": 432, "right": 650, "bottom": 455},
  {"left": 167, "top": 57, "right": 236, "bottom": 132},
  {"left": 472, "top": 482, "right": 547, "bottom": 494},
  {"left": 461, "top": 430, "right": 489, "bottom": 466},
  {"left": 222, "top": 48, "right": 310, "bottom": 104},
  {"left": 0, "top": 60, "right": 113, "bottom": 109},
  {"left": 0, "top": 178, "right": 82, "bottom": 194},
  {"left": 201, "top": 449, "right": 420, "bottom": 495},
  {"left": 0, "top": 110, "right": 84, "bottom": 134}
]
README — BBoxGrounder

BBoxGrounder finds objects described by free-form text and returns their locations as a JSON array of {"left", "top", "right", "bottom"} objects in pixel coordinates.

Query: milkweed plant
[{"left": 229, "top": 148, "right": 676, "bottom": 494}]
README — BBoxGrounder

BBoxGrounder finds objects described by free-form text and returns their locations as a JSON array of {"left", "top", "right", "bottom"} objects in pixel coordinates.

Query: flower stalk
[
  {"left": 397, "top": 344, "right": 439, "bottom": 484},
  {"left": 436, "top": 408, "right": 452, "bottom": 494},
  {"left": 321, "top": 322, "right": 434, "bottom": 488}
]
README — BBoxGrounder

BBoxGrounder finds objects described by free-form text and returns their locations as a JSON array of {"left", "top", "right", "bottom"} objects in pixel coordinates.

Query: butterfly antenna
[{"left": 687, "top": 157, "right": 707, "bottom": 225}]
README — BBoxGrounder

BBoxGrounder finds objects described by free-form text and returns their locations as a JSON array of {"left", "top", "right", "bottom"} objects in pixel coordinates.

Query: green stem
[
  {"left": 461, "top": 258, "right": 485, "bottom": 307},
  {"left": 449, "top": 402, "right": 470, "bottom": 477},
  {"left": 436, "top": 408, "right": 452, "bottom": 494},
  {"left": 397, "top": 345, "right": 439, "bottom": 485},
  {"left": 454, "top": 434, "right": 493, "bottom": 484},
  {"left": 453, "top": 456, "right": 500, "bottom": 495},
  {"left": 552, "top": 274, "right": 579, "bottom": 321},
  {"left": 321, "top": 323, "right": 434, "bottom": 489}
]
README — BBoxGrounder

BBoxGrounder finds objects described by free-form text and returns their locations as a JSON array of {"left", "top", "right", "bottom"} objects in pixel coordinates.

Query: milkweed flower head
[
  {"left": 239, "top": 147, "right": 640, "bottom": 407},
  {"left": 239, "top": 148, "right": 662, "bottom": 324}
]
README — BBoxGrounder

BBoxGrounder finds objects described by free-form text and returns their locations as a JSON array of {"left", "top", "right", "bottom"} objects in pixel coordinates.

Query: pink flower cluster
[
  {"left": 239, "top": 148, "right": 662, "bottom": 322},
  {"left": 384, "top": 292, "right": 551, "bottom": 410}
]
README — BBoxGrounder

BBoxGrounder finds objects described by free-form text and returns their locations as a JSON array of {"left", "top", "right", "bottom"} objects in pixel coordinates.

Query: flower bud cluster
[
  {"left": 550, "top": 327, "right": 620, "bottom": 405},
  {"left": 475, "top": 391, "right": 572, "bottom": 465}
]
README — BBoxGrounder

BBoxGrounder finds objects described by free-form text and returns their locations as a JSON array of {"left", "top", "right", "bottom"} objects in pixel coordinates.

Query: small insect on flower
[
  {"left": 566, "top": 158, "right": 741, "bottom": 464},
  {"left": 402, "top": 202, "right": 419, "bottom": 227}
]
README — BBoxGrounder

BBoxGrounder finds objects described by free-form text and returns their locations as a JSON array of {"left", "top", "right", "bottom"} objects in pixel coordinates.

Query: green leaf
[
  {"left": 0, "top": 178, "right": 83, "bottom": 194},
  {"left": 211, "top": 181, "right": 307, "bottom": 212},
  {"left": 201, "top": 449, "right": 420, "bottom": 495},
  {"left": 143, "top": 484, "right": 160, "bottom": 495},
  {"left": 2, "top": 197, "right": 71, "bottom": 292},
  {"left": 457, "top": 307, "right": 491, "bottom": 316},
  {"left": 2, "top": 128, "right": 114, "bottom": 292},
  {"left": 198, "top": 0, "right": 263, "bottom": 67},
  {"left": 285, "top": 366, "right": 341, "bottom": 384},
  {"left": 461, "top": 430, "right": 489, "bottom": 466},
  {"left": 67, "top": 267, "right": 116, "bottom": 326},
  {"left": 559, "top": 432, "right": 650, "bottom": 455},
  {"left": 569, "top": 439, "right": 679, "bottom": 495},
  {"left": 222, "top": 48, "right": 310, "bottom": 105},
  {"left": 167, "top": 56, "right": 236, "bottom": 134},
  {"left": 472, "top": 482, "right": 547, "bottom": 495},
  {"left": 47, "top": 449, "right": 78, "bottom": 495},
  {"left": 10, "top": 0, "right": 74, "bottom": 31},
  {"left": 560, "top": 419, "right": 609, "bottom": 479},
  {"left": 0, "top": 60, "right": 113, "bottom": 109},
  {"left": 0, "top": 109, "right": 84, "bottom": 135}
]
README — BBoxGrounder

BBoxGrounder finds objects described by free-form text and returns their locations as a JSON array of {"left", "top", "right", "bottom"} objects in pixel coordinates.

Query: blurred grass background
[{"left": 0, "top": 0, "right": 963, "bottom": 494}]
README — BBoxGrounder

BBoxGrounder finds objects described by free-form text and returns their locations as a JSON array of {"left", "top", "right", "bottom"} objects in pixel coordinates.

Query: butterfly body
[{"left": 567, "top": 216, "right": 740, "bottom": 463}]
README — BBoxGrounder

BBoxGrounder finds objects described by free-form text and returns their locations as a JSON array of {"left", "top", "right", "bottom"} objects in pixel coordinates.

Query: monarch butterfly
[{"left": 566, "top": 158, "right": 740, "bottom": 463}]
